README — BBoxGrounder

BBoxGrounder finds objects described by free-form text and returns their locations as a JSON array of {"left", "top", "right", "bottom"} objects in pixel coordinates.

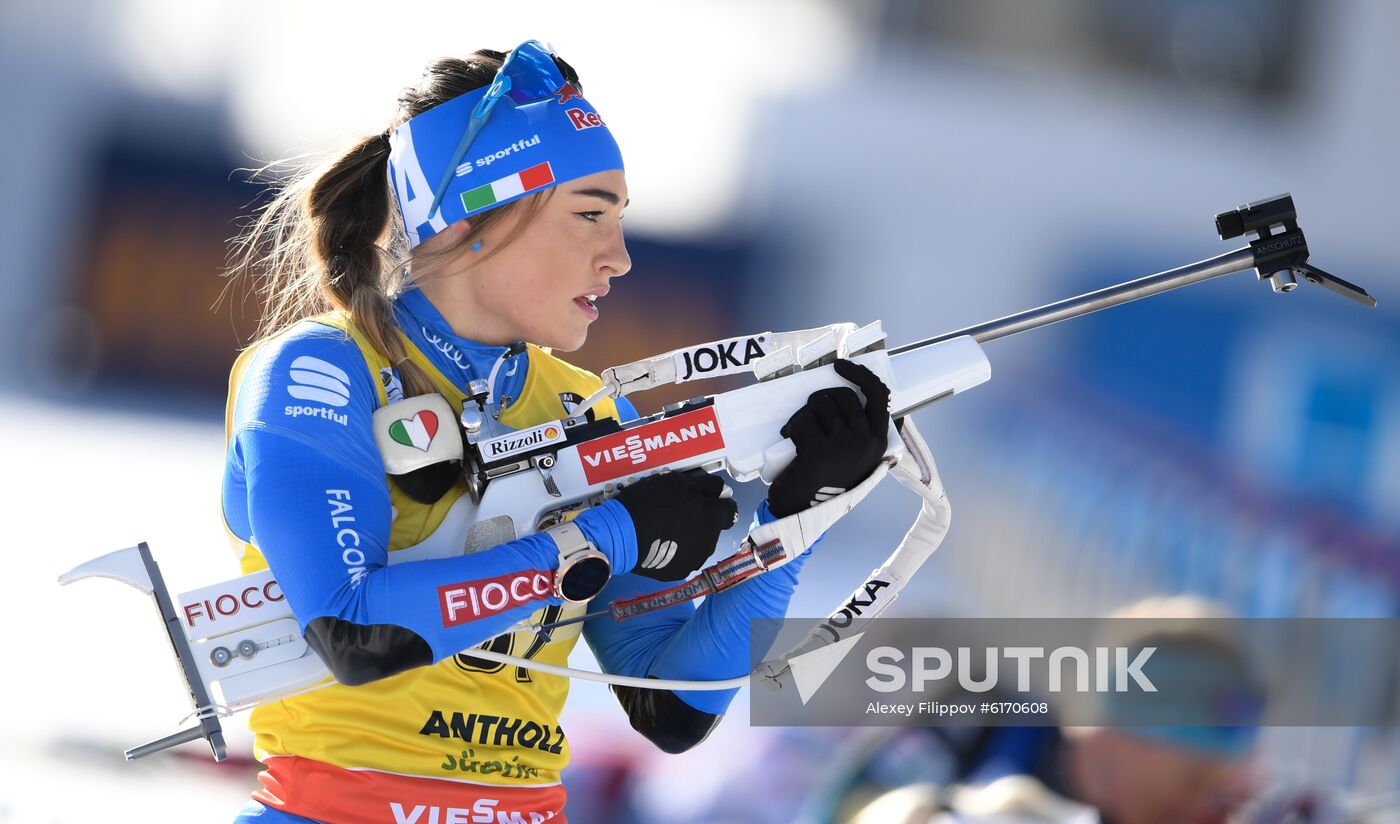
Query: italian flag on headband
[{"left": 461, "top": 162, "right": 556, "bottom": 213}]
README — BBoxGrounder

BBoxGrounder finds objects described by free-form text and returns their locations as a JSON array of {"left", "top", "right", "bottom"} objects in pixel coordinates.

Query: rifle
[{"left": 59, "top": 194, "right": 1376, "bottom": 762}]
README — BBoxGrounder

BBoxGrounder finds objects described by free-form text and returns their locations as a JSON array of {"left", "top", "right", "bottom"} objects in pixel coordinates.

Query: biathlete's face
[{"left": 454, "top": 169, "right": 630, "bottom": 352}]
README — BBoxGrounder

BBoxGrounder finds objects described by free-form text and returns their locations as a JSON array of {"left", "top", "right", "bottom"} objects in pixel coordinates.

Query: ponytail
[
  {"left": 226, "top": 133, "right": 437, "bottom": 398},
  {"left": 305, "top": 132, "right": 438, "bottom": 397}
]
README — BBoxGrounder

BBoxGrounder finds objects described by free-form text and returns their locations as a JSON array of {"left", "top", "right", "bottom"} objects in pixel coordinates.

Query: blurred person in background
[
  {"left": 791, "top": 596, "right": 1297, "bottom": 824},
  {"left": 220, "top": 40, "right": 888, "bottom": 823}
]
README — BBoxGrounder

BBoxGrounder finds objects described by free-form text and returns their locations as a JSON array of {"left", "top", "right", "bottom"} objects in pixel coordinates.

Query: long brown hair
[{"left": 226, "top": 49, "right": 582, "bottom": 397}]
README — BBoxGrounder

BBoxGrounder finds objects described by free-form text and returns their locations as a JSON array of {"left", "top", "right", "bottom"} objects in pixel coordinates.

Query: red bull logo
[{"left": 566, "top": 108, "right": 606, "bottom": 131}]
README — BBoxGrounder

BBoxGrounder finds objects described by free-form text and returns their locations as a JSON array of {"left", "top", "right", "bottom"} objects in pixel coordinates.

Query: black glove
[
  {"left": 768, "top": 358, "right": 891, "bottom": 518},
  {"left": 615, "top": 469, "right": 739, "bottom": 581}
]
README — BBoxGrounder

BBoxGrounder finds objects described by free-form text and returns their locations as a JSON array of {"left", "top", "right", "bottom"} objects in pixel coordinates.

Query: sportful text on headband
[{"left": 386, "top": 40, "right": 625, "bottom": 248}]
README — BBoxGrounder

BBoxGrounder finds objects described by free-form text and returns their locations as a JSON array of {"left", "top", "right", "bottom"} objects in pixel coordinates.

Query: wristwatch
[{"left": 545, "top": 522, "right": 610, "bottom": 604}]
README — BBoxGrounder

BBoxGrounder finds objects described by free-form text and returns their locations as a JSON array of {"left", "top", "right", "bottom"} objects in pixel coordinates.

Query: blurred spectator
[{"left": 808, "top": 596, "right": 1270, "bottom": 824}]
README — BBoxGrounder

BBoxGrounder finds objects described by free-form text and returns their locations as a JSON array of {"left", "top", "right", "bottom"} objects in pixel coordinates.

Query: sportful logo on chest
[{"left": 284, "top": 355, "right": 350, "bottom": 426}]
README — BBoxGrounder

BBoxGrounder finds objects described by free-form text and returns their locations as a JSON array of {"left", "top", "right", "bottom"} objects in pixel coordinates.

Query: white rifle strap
[
  {"left": 743, "top": 460, "right": 892, "bottom": 570},
  {"left": 755, "top": 418, "right": 949, "bottom": 690},
  {"left": 481, "top": 420, "right": 943, "bottom": 690},
  {"left": 572, "top": 323, "right": 864, "bottom": 417},
  {"left": 601, "top": 459, "right": 893, "bottom": 621}
]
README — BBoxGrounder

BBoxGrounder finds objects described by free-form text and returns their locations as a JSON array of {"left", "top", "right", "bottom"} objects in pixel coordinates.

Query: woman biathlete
[{"left": 223, "top": 41, "right": 888, "bottom": 823}]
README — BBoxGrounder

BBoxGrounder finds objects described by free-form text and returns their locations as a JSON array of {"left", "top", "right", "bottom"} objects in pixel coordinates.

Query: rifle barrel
[{"left": 891, "top": 246, "right": 1257, "bottom": 355}]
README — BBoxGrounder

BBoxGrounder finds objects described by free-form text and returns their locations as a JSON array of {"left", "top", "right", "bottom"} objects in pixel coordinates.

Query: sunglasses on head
[{"left": 427, "top": 40, "right": 574, "bottom": 220}]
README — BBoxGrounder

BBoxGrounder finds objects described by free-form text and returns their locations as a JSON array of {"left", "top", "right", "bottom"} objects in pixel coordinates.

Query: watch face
[{"left": 559, "top": 554, "right": 610, "bottom": 602}]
